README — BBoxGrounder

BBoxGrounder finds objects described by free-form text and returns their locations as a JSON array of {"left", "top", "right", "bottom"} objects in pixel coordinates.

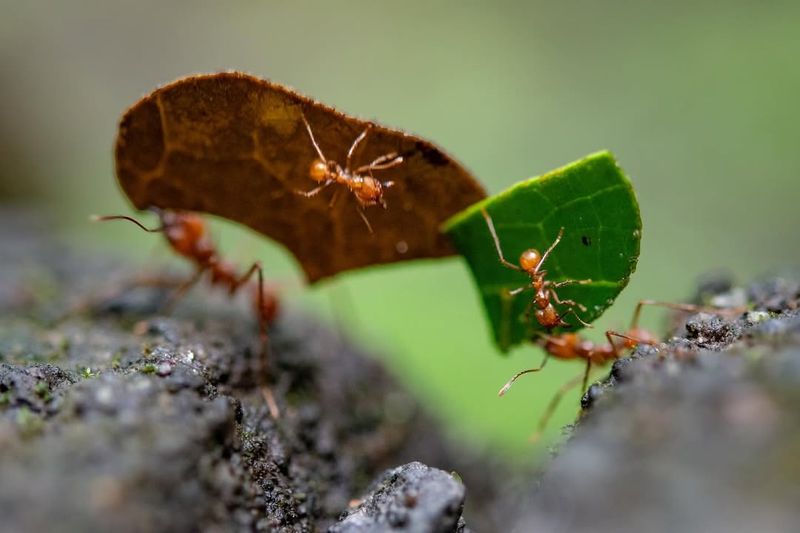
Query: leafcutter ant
[
  {"left": 295, "top": 112, "right": 404, "bottom": 233},
  {"left": 499, "top": 300, "right": 740, "bottom": 441},
  {"left": 481, "top": 208, "right": 592, "bottom": 331},
  {"left": 92, "top": 209, "right": 279, "bottom": 412}
]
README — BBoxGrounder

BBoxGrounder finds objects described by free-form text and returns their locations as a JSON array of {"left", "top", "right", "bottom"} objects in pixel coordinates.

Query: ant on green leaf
[{"left": 481, "top": 208, "right": 592, "bottom": 331}]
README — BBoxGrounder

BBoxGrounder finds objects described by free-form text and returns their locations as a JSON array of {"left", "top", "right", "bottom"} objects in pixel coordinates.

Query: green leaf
[{"left": 442, "top": 151, "right": 641, "bottom": 353}]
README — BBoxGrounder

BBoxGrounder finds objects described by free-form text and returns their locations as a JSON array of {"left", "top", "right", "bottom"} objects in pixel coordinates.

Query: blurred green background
[{"left": 2, "top": 1, "right": 799, "bottom": 459}]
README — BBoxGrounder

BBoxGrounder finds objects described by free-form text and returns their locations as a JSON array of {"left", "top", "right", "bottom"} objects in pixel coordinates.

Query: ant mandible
[
  {"left": 295, "top": 112, "right": 404, "bottom": 233},
  {"left": 92, "top": 209, "right": 279, "bottom": 403},
  {"left": 498, "top": 299, "right": 736, "bottom": 441},
  {"left": 481, "top": 208, "right": 592, "bottom": 331}
]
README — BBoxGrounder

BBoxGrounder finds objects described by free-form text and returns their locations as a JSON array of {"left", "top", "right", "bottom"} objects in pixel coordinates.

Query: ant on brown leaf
[
  {"left": 481, "top": 208, "right": 592, "bottom": 331},
  {"left": 92, "top": 209, "right": 280, "bottom": 415},
  {"left": 295, "top": 112, "right": 404, "bottom": 233},
  {"left": 498, "top": 299, "right": 743, "bottom": 441}
]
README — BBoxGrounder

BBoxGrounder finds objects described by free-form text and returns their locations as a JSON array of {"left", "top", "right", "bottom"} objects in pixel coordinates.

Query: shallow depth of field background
[{"left": 2, "top": 1, "right": 799, "bottom": 458}]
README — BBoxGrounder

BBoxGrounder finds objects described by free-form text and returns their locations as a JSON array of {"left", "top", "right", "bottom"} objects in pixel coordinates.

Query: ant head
[
  {"left": 519, "top": 249, "right": 542, "bottom": 272},
  {"left": 309, "top": 159, "right": 329, "bottom": 182},
  {"left": 163, "top": 211, "right": 208, "bottom": 257}
]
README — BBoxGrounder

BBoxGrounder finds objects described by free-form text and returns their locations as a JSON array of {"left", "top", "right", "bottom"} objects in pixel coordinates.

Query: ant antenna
[
  {"left": 90, "top": 214, "right": 164, "bottom": 233},
  {"left": 357, "top": 208, "right": 374, "bottom": 234},
  {"left": 536, "top": 227, "right": 564, "bottom": 274},
  {"left": 481, "top": 208, "right": 522, "bottom": 271},
  {"left": 529, "top": 371, "right": 585, "bottom": 444},
  {"left": 346, "top": 124, "right": 372, "bottom": 170},
  {"left": 300, "top": 111, "right": 327, "bottom": 163}
]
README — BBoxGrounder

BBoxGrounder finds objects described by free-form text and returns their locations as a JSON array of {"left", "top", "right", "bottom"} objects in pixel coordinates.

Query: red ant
[
  {"left": 498, "top": 300, "right": 736, "bottom": 441},
  {"left": 481, "top": 208, "right": 592, "bottom": 331},
  {"left": 295, "top": 112, "right": 404, "bottom": 233},
  {"left": 92, "top": 209, "right": 279, "bottom": 406}
]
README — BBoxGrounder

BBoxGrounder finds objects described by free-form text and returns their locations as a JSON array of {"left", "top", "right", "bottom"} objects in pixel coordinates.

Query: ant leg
[
  {"left": 329, "top": 188, "right": 341, "bottom": 208},
  {"left": 628, "top": 300, "right": 745, "bottom": 330},
  {"left": 606, "top": 330, "right": 628, "bottom": 357},
  {"left": 254, "top": 265, "right": 269, "bottom": 375},
  {"left": 536, "top": 227, "right": 565, "bottom": 272},
  {"left": 356, "top": 206, "right": 374, "bottom": 234},
  {"left": 346, "top": 124, "right": 373, "bottom": 171},
  {"left": 228, "top": 260, "right": 280, "bottom": 390},
  {"left": 509, "top": 285, "right": 531, "bottom": 296},
  {"left": 606, "top": 330, "right": 656, "bottom": 356},
  {"left": 530, "top": 371, "right": 585, "bottom": 443},
  {"left": 497, "top": 354, "right": 550, "bottom": 396},
  {"left": 557, "top": 308, "right": 593, "bottom": 328},
  {"left": 355, "top": 153, "right": 404, "bottom": 173},
  {"left": 162, "top": 268, "right": 206, "bottom": 312},
  {"left": 295, "top": 179, "right": 335, "bottom": 198},
  {"left": 580, "top": 358, "right": 592, "bottom": 395},
  {"left": 549, "top": 287, "right": 588, "bottom": 312},
  {"left": 552, "top": 278, "right": 592, "bottom": 288},
  {"left": 300, "top": 112, "right": 328, "bottom": 163},
  {"left": 481, "top": 208, "right": 522, "bottom": 271},
  {"left": 228, "top": 261, "right": 262, "bottom": 293},
  {"left": 252, "top": 266, "right": 280, "bottom": 419},
  {"left": 261, "top": 387, "right": 280, "bottom": 419}
]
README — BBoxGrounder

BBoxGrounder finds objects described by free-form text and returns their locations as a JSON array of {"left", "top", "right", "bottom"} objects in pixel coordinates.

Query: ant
[
  {"left": 481, "top": 208, "right": 592, "bottom": 331},
  {"left": 498, "top": 299, "right": 739, "bottom": 441},
  {"left": 295, "top": 112, "right": 404, "bottom": 233},
  {"left": 92, "top": 209, "right": 279, "bottom": 410}
]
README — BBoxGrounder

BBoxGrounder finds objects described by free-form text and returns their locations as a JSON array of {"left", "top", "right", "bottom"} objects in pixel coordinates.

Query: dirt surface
[{"left": 0, "top": 211, "right": 500, "bottom": 532}]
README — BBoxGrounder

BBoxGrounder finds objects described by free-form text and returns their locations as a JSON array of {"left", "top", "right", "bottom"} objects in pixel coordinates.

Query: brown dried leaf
[{"left": 115, "top": 72, "right": 486, "bottom": 282}]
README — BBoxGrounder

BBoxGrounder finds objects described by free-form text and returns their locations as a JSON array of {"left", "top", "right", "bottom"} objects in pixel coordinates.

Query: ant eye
[{"left": 309, "top": 160, "right": 328, "bottom": 182}]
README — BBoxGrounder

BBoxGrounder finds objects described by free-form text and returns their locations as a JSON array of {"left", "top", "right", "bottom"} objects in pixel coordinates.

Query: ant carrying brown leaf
[{"left": 92, "top": 209, "right": 280, "bottom": 416}]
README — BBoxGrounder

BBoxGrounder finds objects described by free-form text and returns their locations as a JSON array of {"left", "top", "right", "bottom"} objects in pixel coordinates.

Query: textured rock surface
[
  {"left": 507, "top": 273, "right": 800, "bottom": 533},
  {"left": 0, "top": 212, "right": 495, "bottom": 532},
  {"left": 330, "top": 462, "right": 467, "bottom": 533},
  {"left": 4, "top": 209, "right": 800, "bottom": 533}
]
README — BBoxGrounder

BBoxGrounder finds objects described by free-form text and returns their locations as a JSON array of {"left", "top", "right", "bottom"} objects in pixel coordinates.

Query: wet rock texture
[
  {"left": 0, "top": 213, "right": 484, "bottom": 532},
  {"left": 509, "top": 274, "right": 800, "bottom": 533}
]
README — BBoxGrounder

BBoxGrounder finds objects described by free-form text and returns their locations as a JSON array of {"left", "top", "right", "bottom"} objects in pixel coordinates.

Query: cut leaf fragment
[
  {"left": 443, "top": 151, "right": 641, "bottom": 352},
  {"left": 115, "top": 72, "right": 486, "bottom": 283}
]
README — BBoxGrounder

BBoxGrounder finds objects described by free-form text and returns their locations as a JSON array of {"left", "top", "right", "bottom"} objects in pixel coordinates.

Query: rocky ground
[
  {"left": 507, "top": 274, "right": 800, "bottom": 533},
  {"left": 1, "top": 210, "right": 799, "bottom": 533},
  {"left": 0, "top": 212, "right": 501, "bottom": 532}
]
